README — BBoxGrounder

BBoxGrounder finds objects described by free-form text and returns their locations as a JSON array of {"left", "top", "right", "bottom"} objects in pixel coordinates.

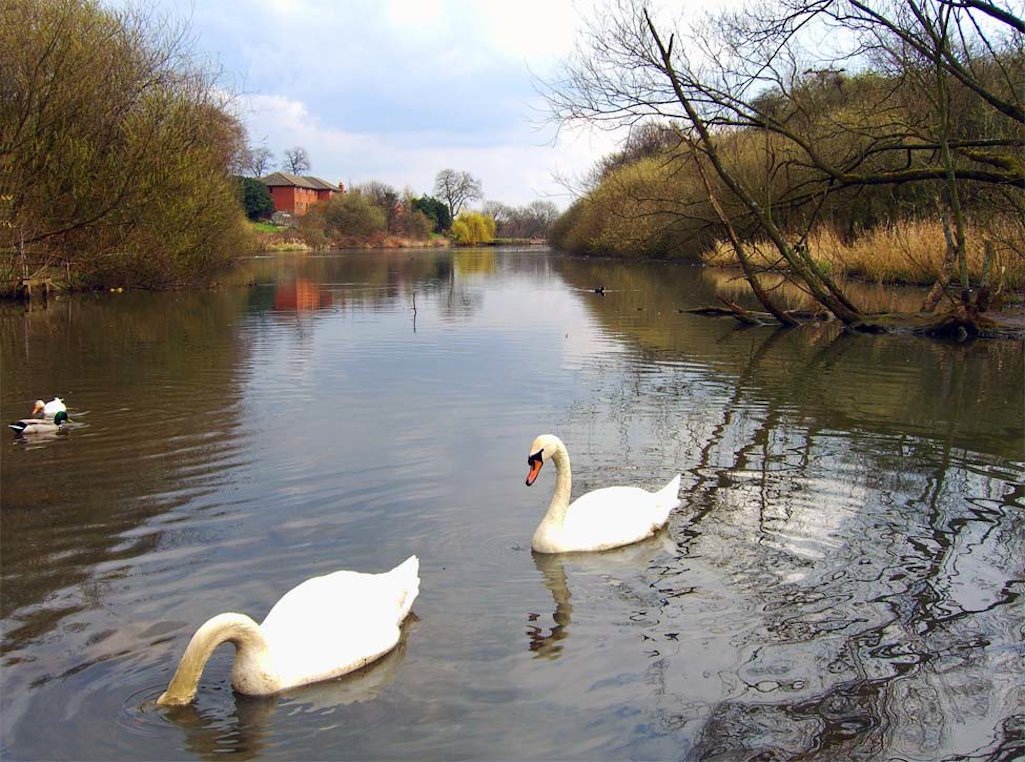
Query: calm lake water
[{"left": 2, "top": 248, "right": 1023, "bottom": 760}]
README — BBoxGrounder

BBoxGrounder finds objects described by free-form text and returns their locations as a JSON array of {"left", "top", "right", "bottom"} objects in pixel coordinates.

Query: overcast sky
[{"left": 130, "top": 0, "right": 638, "bottom": 209}]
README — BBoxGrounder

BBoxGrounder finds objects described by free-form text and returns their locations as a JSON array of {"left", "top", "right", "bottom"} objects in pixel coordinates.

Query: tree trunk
[
  {"left": 693, "top": 152, "right": 800, "bottom": 326},
  {"left": 644, "top": 11, "right": 862, "bottom": 325}
]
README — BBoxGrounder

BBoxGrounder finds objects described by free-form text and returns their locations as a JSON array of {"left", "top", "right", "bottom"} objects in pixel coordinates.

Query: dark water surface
[{"left": 2, "top": 249, "right": 1023, "bottom": 760}]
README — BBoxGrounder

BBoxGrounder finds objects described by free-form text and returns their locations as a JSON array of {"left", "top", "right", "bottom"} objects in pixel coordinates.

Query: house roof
[
  {"left": 261, "top": 172, "right": 340, "bottom": 191},
  {"left": 302, "top": 176, "right": 340, "bottom": 191}
]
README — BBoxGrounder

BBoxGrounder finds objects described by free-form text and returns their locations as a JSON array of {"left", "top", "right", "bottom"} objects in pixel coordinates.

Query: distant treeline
[
  {"left": 552, "top": 61, "right": 1024, "bottom": 274},
  {"left": 296, "top": 183, "right": 443, "bottom": 249},
  {"left": 290, "top": 184, "right": 560, "bottom": 249}
]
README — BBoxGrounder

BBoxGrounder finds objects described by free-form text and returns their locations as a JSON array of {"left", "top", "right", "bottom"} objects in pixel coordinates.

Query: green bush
[
  {"left": 413, "top": 195, "right": 452, "bottom": 232},
  {"left": 323, "top": 193, "right": 387, "bottom": 238},
  {"left": 238, "top": 177, "right": 275, "bottom": 220}
]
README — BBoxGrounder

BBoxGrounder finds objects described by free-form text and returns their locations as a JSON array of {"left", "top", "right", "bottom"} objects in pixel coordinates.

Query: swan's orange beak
[{"left": 526, "top": 452, "right": 544, "bottom": 486}]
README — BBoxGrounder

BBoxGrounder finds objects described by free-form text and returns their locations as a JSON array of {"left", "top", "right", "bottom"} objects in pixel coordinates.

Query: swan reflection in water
[
  {"left": 527, "top": 533, "right": 677, "bottom": 660},
  {"left": 158, "top": 618, "right": 415, "bottom": 762}
]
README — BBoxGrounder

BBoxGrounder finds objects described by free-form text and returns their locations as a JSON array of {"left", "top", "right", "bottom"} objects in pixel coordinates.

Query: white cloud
[
  {"left": 112, "top": 0, "right": 647, "bottom": 207},
  {"left": 238, "top": 85, "right": 629, "bottom": 208},
  {"left": 478, "top": 0, "right": 578, "bottom": 61},
  {"left": 385, "top": 0, "right": 445, "bottom": 30}
]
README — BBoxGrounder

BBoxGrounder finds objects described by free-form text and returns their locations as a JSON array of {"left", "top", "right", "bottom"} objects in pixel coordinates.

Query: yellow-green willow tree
[
  {"left": 450, "top": 212, "right": 497, "bottom": 246},
  {"left": 0, "top": 0, "right": 253, "bottom": 292}
]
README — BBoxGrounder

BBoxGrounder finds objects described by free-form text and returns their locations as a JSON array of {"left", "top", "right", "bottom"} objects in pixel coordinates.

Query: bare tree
[
  {"left": 230, "top": 144, "right": 274, "bottom": 177},
  {"left": 283, "top": 146, "right": 311, "bottom": 175},
  {"left": 248, "top": 146, "right": 274, "bottom": 177},
  {"left": 355, "top": 181, "right": 401, "bottom": 232},
  {"left": 544, "top": 0, "right": 1024, "bottom": 327},
  {"left": 525, "top": 200, "right": 560, "bottom": 236},
  {"left": 483, "top": 200, "right": 513, "bottom": 230},
  {"left": 434, "top": 169, "right": 483, "bottom": 220},
  {"left": 486, "top": 200, "right": 562, "bottom": 238}
]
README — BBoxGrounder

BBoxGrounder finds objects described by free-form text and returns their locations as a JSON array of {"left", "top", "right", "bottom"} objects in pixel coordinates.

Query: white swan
[
  {"left": 525, "top": 434, "right": 681, "bottom": 554},
  {"left": 157, "top": 555, "right": 420, "bottom": 705}
]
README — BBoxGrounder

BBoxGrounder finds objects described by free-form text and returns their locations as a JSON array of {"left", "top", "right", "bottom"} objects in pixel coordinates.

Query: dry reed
[{"left": 701, "top": 217, "right": 1024, "bottom": 288}]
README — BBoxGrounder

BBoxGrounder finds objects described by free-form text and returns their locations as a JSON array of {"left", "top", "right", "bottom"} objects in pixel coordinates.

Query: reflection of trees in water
[
  {"left": 0, "top": 292, "right": 252, "bottom": 655},
  {"left": 534, "top": 264, "right": 1023, "bottom": 756},
  {"left": 243, "top": 250, "right": 510, "bottom": 324},
  {"left": 595, "top": 325, "right": 1025, "bottom": 759},
  {"left": 558, "top": 257, "right": 1023, "bottom": 460}
]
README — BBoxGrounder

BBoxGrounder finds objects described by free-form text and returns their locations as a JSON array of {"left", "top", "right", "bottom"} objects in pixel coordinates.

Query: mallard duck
[
  {"left": 525, "top": 434, "right": 681, "bottom": 553},
  {"left": 157, "top": 555, "right": 421, "bottom": 705},
  {"left": 9, "top": 410, "right": 69, "bottom": 435}
]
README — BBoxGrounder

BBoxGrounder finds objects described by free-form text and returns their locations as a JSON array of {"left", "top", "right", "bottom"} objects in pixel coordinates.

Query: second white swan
[
  {"left": 525, "top": 434, "right": 681, "bottom": 554},
  {"left": 157, "top": 555, "right": 420, "bottom": 705}
]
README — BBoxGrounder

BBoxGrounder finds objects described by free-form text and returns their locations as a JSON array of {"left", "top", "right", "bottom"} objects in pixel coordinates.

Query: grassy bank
[
  {"left": 251, "top": 222, "right": 450, "bottom": 252},
  {"left": 248, "top": 221, "right": 282, "bottom": 234}
]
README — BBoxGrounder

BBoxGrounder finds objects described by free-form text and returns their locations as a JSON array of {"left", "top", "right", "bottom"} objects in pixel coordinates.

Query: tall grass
[{"left": 701, "top": 217, "right": 1025, "bottom": 289}]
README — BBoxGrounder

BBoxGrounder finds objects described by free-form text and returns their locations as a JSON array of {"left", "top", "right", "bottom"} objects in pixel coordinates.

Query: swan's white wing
[
  {"left": 259, "top": 559, "right": 419, "bottom": 686},
  {"left": 561, "top": 483, "right": 678, "bottom": 551}
]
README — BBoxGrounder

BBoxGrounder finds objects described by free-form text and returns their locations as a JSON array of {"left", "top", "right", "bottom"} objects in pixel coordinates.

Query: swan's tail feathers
[
  {"left": 392, "top": 555, "right": 420, "bottom": 622},
  {"left": 656, "top": 474, "right": 683, "bottom": 511}
]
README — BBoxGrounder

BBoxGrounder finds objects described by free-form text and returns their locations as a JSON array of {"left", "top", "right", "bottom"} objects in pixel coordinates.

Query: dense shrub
[
  {"left": 1, "top": 0, "right": 254, "bottom": 292},
  {"left": 238, "top": 177, "right": 275, "bottom": 220},
  {"left": 296, "top": 186, "right": 438, "bottom": 247},
  {"left": 413, "top": 195, "right": 451, "bottom": 232}
]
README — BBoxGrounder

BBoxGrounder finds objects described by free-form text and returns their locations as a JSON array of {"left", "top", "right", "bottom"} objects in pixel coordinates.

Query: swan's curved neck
[
  {"left": 157, "top": 613, "right": 266, "bottom": 706},
  {"left": 544, "top": 444, "right": 573, "bottom": 524}
]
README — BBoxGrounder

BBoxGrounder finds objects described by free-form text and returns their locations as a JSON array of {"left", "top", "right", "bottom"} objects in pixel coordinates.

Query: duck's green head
[{"left": 54, "top": 410, "right": 69, "bottom": 426}]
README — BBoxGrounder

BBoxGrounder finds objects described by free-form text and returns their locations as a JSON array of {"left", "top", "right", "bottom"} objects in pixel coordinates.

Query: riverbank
[
  {"left": 251, "top": 223, "right": 547, "bottom": 252},
  {"left": 253, "top": 223, "right": 450, "bottom": 253}
]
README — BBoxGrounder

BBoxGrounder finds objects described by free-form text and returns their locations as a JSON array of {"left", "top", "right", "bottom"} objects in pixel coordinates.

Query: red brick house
[{"left": 261, "top": 172, "right": 343, "bottom": 216}]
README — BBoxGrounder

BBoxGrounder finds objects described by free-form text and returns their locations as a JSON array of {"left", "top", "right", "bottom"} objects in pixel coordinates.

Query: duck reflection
[
  {"left": 527, "top": 533, "right": 676, "bottom": 660},
  {"left": 160, "top": 621, "right": 413, "bottom": 761}
]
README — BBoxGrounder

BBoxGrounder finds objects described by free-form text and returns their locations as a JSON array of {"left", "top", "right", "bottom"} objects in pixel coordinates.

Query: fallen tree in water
[{"left": 683, "top": 300, "right": 1025, "bottom": 340}]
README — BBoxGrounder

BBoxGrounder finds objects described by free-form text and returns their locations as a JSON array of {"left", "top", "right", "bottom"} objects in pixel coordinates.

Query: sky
[{"left": 132, "top": 0, "right": 633, "bottom": 209}]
